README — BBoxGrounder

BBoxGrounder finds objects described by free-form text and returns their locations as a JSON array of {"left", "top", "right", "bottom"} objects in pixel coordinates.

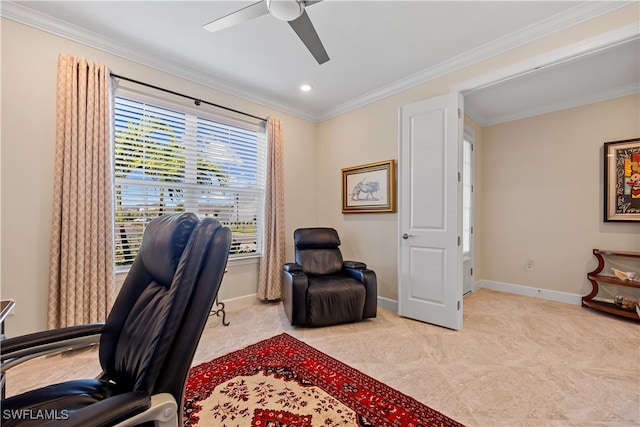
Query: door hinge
[
  {"left": 471, "top": 226, "right": 474, "bottom": 234},
  {"left": 457, "top": 300, "right": 461, "bottom": 310},
  {"left": 470, "top": 267, "right": 473, "bottom": 275},
  {"left": 458, "top": 108, "right": 462, "bottom": 119},
  {"left": 457, "top": 172, "right": 461, "bottom": 182},
  {"left": 457, "top": 236, "right": 461, "bottom": 246}
]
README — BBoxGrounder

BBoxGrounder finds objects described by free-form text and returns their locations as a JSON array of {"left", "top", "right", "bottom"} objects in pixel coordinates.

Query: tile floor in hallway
[{"left": 5, "top": 289, "right": 639, "bottom": 426}]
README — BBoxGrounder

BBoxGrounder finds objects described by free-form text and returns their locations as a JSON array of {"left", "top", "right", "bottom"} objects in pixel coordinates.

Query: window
[{"left": 113, "top": 90, "right": 266, "bottom": 267}]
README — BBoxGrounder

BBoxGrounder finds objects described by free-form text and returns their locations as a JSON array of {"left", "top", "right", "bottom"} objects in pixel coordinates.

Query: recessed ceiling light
[{"left": 300, "top": 84, "right": 312, "bottom": 92}]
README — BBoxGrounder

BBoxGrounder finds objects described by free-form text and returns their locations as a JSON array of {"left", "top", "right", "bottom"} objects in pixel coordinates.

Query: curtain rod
[{"left": 110, "top": 73, "right": 267, "bottom": 123}]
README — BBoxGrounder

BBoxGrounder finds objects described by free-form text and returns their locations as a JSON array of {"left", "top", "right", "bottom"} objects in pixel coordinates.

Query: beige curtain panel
[
  {"left": 48, "top": 54, "right": 115, "bottom": 328},
  {"left": 258, "top": 117, "right": 286, "bottom": 301}
]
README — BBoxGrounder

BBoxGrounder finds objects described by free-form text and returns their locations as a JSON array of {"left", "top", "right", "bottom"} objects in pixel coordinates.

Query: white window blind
[{"left": 113, "top": 91, "right": 266, "bottom": 267}]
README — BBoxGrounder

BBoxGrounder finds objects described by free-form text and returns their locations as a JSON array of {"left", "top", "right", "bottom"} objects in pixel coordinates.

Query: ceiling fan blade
[
  {"left": 202, "top": 1, "right": 269, "bottom": 33},
  {"left": 288, "top": 9, "right": 329, "bottom": 64}
]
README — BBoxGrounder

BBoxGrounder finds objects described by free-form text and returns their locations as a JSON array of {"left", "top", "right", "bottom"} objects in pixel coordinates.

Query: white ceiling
[
  {"left": 2, "top": 1, "right": 638, "bottom": 124},
  {"left": 465, "top": 37, "right": 640, "bottom": 126}
]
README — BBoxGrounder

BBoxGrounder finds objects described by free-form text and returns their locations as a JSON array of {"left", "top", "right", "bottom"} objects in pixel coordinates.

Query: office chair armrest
[
  {"left": 1, "top": 323, "right": 103, "bottom": 372},
  {"left": 283, "top": 263, "right": 304, "bottom": 273},
  {"left": 343, "top": 260, "right": 367, "bottom": 270},
  {"left": 38, "top": 391, "right": 152, "bottom": 427}
]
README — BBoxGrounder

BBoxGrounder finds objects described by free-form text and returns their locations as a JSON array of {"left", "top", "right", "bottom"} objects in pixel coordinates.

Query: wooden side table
[{"left": 583, "top": 249, "right": 640, "bottom": 321}]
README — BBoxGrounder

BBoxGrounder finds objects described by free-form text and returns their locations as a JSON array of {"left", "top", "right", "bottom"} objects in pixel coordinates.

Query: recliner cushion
[
  {"left": 296, "top": 248, "right": 344, "bottom": 275},
  {"left": 306, "top": 276, "right": 365, "bottom": 327},
  {"left": 294, "top": 227, "right": 340, "bottom": 249},
  {"left": 294, "top": 228, "right": 344, "bottom": 275}
]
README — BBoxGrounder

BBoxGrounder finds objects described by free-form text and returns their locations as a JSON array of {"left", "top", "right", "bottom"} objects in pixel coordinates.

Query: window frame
[{"left": 112, "top": 88, "right": 266, "bottom": 271}]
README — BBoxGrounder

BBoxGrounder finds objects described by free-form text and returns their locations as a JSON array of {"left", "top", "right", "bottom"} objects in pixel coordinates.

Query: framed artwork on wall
[
  {"left": 604, "top": 138, "right": 640, "bottom": 222},
  {"left": 342, "top": 160, "right": 395, "bottom": 213}
]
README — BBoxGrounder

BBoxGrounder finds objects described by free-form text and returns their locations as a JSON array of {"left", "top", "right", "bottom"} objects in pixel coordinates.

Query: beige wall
[
  {"left": 2, "top": 4, "right": 639, "bottom": 334},
  {"left": 482, "top": 95, "right": 640, "bottom": 296},
  {"left": 316, "top": 5, "right": 639, "bottom": 302},
  {"left": 1, "top": 19, "right": 318, "bottom": 335}
]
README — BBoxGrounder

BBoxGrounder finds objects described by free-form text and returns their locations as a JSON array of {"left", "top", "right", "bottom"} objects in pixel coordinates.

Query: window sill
[{"left": 115, "top": 254, "right": 260, "bottom": 279}]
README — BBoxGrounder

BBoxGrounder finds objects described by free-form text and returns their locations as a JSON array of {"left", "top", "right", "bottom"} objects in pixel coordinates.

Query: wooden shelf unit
[{"left": 583, "top": 249, "right": 640, "bottom": 321}]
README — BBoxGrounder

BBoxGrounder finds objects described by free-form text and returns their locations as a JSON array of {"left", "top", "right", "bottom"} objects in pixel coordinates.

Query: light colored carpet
[{"left": 5, "top": 289, "right": 639, "bottom": 426}]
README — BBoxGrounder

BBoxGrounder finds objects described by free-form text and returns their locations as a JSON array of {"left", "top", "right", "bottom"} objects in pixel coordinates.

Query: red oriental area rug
[{"left": 184, "top": 333, "right": 464, "bottom": 427}]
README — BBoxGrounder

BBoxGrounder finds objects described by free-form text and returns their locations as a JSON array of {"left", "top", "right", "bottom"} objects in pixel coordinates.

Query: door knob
[{"left": 402, "top": 233, "right": 413, "bottom": 239}]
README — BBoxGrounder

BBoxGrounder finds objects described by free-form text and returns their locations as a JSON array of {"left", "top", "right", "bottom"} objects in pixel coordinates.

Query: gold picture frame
[{"left": 342, "top": 160, "right": 395, "bottom": 213}]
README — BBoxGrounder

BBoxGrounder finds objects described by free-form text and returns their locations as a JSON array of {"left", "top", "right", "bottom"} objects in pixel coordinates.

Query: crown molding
[
  {"left": 1, "top": 0, "right": 632, "bottom": 123},
  {"left": 316, "top": 1, "right": 631, "bottom": 121},
  {"left": 454, "top": 24, "right": 640, "bottom": 95},
  {"left": 459, "top": 23, "right": 640, "bottom": 126},
  {"left": 0, "top": 1, "right": 317, "bottom": 122},
  {"left": 473, "top": 83, "right": 640, "bottom": 127}
]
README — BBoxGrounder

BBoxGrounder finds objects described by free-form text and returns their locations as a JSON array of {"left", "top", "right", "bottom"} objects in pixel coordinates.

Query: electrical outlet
[{"left": 525, "top": 260, "right": 535, "bottom": 271}]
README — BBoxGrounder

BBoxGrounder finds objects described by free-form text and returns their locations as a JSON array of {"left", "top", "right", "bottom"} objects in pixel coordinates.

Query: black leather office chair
[
  {"left": 282, "top": 227, "right": 377, "bottom": 327},
  {"left": 1, "top": 213, "right": 231, "bottom": 426}
]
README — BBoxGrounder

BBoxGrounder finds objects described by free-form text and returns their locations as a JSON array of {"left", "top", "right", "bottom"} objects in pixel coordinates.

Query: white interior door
[{"left": 398, "top": 92, "right": 463, "bottom": 330}]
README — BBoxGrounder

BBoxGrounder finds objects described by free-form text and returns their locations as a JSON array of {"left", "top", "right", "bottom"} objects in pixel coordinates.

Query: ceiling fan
[{"left": 202, "top": 0, "right": 329, "bottom": 65}]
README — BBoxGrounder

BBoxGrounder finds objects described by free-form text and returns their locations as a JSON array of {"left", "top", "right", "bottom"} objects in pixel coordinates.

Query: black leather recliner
[
  {"left": 282, "top": 227, "right": 377, "bottom": 327},
  {"left": 1, "top": 213, "right": 231, "bottom": 426}
]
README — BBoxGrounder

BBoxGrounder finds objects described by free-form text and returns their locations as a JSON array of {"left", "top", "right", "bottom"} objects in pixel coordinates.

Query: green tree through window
[{"left": 114, "top": 94, "right": 264, "bottom": 267}]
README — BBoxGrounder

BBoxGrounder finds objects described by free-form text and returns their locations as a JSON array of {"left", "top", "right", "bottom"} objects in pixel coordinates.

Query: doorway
[
  {"left": 398, "top": 29, "right": 637, "bottom": 329},
  {"left": 462, "top": 127, "right": 475, "bottom": 296}
]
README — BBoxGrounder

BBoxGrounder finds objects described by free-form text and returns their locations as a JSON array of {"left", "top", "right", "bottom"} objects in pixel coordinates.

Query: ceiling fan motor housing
[{"left": 266, "top": 0, "right": 304, "bottom": 22}]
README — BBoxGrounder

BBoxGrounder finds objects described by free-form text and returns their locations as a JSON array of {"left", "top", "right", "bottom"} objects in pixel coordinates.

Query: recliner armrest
[
  {"left": 283, "top": 263, "right": 304, "bottom": 274},
  {"left": 281, "top": 266, "right": 309, "bottom": 326},
  {"left": 343, "top": 260, "right": 367, "bottom": 270},
  {"left": 342, "top": 267, "right": 377, "bottom": 320}
]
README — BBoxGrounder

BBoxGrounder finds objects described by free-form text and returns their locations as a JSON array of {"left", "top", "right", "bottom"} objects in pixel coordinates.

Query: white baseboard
[
  {"left": 372, "top": 281, "right": 583, "bottom": 315},
  {"left": 220, "top": 282, "right": 581, "bottom": 315},
  {"left": 218, "top": 293, "right": 401, "bottom": 314},
  {"left": 373, "top": 281, "right": 582, "bottom": 315},
  {"left": 218, "top": 293, "right": 260, "bottom": 310},
  {"left": 475, "top": 280, "right": 582, "bottom": 305},
  {"left": 377, "top": 296, "right": 398, "bottom": 313}
]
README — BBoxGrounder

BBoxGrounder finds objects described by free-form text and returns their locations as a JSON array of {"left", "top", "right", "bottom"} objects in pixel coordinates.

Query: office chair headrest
[
  {"left": 140, "top": 213, "right": 200, "bottom": 287},
  {"left": 294, "top": 227, "right": 341, "bottom": 249}
]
